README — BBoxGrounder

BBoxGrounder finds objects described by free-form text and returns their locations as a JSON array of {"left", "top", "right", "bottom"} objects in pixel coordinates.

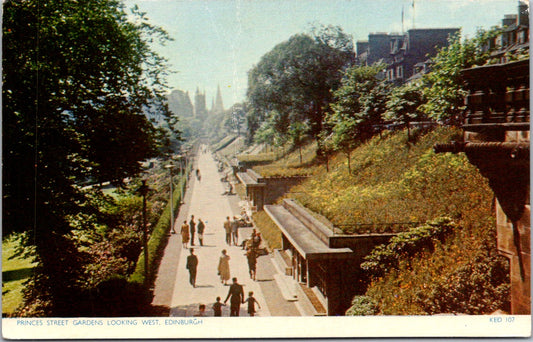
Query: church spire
[{"left": 214, "top": 84, "right": 224, "bottom": 114}]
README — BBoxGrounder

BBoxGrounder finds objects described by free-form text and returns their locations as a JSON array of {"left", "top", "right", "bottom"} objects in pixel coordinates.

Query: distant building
[
  {"left": 194, "top": 87, "right": 208, "bottom": 119},
  {"left": 486, "top": 0, "right": 529, "bottom": 63},
  {"left": 213, "top": 84, "right": 224, "bottom": 115},
  {"left": 356, "top": 28, "right": 459, "bottom": 84},
  {"left": 386, "top": 28, "right": 459, "bottom": 84},
  {"left": 356, "top": 32, "right": 404, "bottom": 66},
  {"left": 167, "top": 89, "right": 194, "bottom": 118}
]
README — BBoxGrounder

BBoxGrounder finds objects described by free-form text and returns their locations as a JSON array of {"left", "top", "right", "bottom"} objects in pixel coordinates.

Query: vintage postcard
[{"left": 2, "top": 0, "right": 531, "bottom": 339}]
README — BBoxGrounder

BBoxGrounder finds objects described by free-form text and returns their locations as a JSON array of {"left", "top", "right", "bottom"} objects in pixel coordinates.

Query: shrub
[
  {"left": 345, "top": 296, "right": 380, "bottom": 316},
  {"left": 416, "top": 250, "right": 510, "bottom": 315},
  {"left": 129, "top": 173, "right": 187, "bottom": 286},
  {"left": 361, "top": 217, "right": 455, "bottom": 277}
]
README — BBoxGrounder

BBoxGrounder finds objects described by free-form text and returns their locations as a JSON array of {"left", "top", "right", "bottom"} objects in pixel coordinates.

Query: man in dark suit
[
  {"left": 224, "top": 277, "right": 244, "bottom": 316},
  {"left": 186, "top": 248, "right": 198, "bottom": 287},
  {"left": 189, "top": 215, "right": 196, "bottom": 246}
]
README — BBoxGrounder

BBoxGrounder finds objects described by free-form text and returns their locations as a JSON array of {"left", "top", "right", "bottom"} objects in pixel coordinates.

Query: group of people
[
  {"left": 185, "top": 247, "right": 261, "bottom": 316},
  {"left": 194, "top": 278, "right": 261, "bottom": 317},
  {"left": 223, "top": 216, "right": 240, "bottom": 246},
  {"left": 180, "top": 215, "right": 206, "bottom": 248}
]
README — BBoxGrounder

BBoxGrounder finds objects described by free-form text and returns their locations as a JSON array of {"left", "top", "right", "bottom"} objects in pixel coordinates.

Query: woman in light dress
[
  {"left": 217, "top": 249, "right": 230, "bottom": 285},
  {"left": 180, "top": 220, "right": 190, "bottom": 249}
]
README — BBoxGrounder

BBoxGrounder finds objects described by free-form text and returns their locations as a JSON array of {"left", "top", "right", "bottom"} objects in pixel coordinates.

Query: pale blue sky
[{"left": 124, "top": 0, "right": 521, "bottom": 108}]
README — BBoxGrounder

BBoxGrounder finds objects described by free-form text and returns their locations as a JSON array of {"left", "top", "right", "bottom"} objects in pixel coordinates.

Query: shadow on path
[{"left": 170, "top": 303, "right": 248, "bottom": 317}]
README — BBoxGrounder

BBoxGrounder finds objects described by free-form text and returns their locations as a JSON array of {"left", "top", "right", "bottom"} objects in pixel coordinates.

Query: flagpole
[{"left": 412, "top": 0, "right": 415, "bottom": 29}]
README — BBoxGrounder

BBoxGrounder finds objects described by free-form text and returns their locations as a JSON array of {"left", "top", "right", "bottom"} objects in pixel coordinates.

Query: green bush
[
  {"left": 129, "top": 173, "right": 187, "bottom": 286},
  {"left": 361, "top": 217, "right": 455, "bottom": 277},
  {"left": 416, "top": 250, "right": 510, "bottom": 315},
  {"left": 345, "top": 296, "right": 380, "bottom": 316}
]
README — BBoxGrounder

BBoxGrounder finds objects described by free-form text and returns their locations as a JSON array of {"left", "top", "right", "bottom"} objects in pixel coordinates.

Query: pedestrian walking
[
  {"left": 196, "top": 168, "right": 201, "bottom": 181},
  {"left": 217, "top": 249, "right": 230, "bottom": 285},
  {"left": 189, "top": 215, "right": 196, "bottom": 246},
  {"left": 212, "top": 297, "right": 224, "bottom": 317},
  {"left": 197, "top": 219, "right": 205, "bottom": 246},
  {"left": 186, "top": 248, "right": 198, "bottom": 287},
  {"left": 180, "top": 220, "right": 189, "bottom": 249},
  {"left": 231, "top": 216, "right": 239, "bottom": 246},
  {"left": 224, "top": 277, "right": 244, "bottom": 316},
  {"left": 246, "top": 248, "right": 257, "bottom": 281},
  {"left": 252, "top": 231, "right": 262, "bottom": 249},
  {"left": 245, "top": 291, "right": 261, "bottom": 316},
  {"left": 223, "top": 216, "right": 232, "bottom": 245}
]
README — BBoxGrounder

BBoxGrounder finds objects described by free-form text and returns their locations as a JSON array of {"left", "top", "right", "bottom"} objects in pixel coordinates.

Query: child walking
[
  {"left": 212, "top": 296, "right": 224, "bottom": 317},
  {"left": 245, "top": 291, "right": 261, "bottom": 316}
]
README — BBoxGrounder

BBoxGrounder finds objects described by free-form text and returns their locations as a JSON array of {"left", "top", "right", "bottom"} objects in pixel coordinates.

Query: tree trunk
[
  {"left": 347, "top": 152, "right": 351, "bottom": 174},
  {"left": 299, "top": 145, "right": 303, "bottom": 165}
]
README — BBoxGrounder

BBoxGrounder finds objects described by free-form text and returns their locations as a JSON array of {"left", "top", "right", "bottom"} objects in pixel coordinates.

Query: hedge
[{"left": 129, "top": 168, "right": 189, "bottom": 287}]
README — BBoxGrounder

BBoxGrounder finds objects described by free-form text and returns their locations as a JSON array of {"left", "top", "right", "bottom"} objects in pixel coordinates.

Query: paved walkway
[{"left": 151, "top": 145, "right": 299, "bottom": 317}]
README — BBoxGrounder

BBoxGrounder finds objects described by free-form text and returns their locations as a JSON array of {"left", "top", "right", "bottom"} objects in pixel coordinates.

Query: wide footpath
[{"left": 151, "top": 146, "right": 300, "bottom": 317}]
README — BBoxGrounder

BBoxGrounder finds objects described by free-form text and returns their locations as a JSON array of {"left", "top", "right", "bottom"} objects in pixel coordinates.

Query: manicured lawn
[{"left": 2, "top": 234, "right": 37, "bottom": 316}]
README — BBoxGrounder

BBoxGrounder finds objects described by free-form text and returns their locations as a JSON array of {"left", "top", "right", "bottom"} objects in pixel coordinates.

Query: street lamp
[
  {"left": 165, "top": 164, "right": 176, "bottom": 234},
  {"left": 176, "top": 155, "right": 184, "bottom": 204},
  {"left": 137, "top": 180, "right": 150, "bottom": 284}
]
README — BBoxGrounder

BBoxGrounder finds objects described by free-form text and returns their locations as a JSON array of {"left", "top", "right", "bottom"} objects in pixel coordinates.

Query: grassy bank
[
  {"left": 251, "top": 211, "right": 282, "bottom": 250},
  {"left": 245, "top": 126, "right": 506, "bottom": 314},
  {"left": 2, "top": 235, "right": 37, "bottom": 315}
]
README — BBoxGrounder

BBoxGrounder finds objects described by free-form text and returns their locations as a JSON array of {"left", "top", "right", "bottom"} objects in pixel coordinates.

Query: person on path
[
  {"left": 186, "top": 248, "right": 198, "bottom": 287},
  {"left": 242, "top": 229, "right": 256, "bottom": 250},
  {"left": 196, "top": 168, "right": 201, "bottom": 181},
  {"left": 194, "top": 304, "right": 206, "bottom": 317},
  {"left": 252, "top": 231, "right": 262, "bottom": 249},
  {"left": 212, "top": 297, "right": 224, "bottom": 317},
  {"left": 189, "top": 215, "right": 196, "bottom": 246},
  {"left": 231, "top": 216, "right": 239, "bottom": 246},
  {"left": 245, "top": 291, "right": 261, "bottom": 316},
  {"left": 246, "top": 248, "right": 257, "bottom": 281},
  {"left": 217, "top": 249, "right": 230, "bottom": 285},
  {"left": 180, "top": 220, "right": 190, "bottom": 249},
  {"left": 224, "top": 277, "right": 244, "bottom": 316},
  {"left": 223, "top": 217, "right": 232, "bottom": 245},
  {"left": 197, "top": 219, "right": 205, "bottom": 246}
]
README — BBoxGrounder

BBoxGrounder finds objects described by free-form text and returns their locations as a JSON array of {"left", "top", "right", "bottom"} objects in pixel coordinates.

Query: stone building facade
[{"left": 386, "top": 28, "right": 459, "bottom": 84}]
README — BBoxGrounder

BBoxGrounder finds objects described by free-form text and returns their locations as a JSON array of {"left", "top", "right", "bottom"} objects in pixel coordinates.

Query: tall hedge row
[{"left": 129, "top": 169, "right": 189, "bottom": 286}]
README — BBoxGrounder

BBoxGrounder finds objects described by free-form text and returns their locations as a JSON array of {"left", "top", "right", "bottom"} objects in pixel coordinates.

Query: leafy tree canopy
[
  {"left": 246, "top": 25, "right": 355, "bottom": 142},
  {"left": 325, "top": 64, "right": 391, "bottom": 171},
  {"left": 3, "top": 0, "right": 175, "bottom": 315},
  {"left": 420, "top": 28, "right": 500, "bottom": 125}
]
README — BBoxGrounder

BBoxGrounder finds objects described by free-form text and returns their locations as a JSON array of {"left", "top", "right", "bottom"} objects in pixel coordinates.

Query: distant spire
[
  {"left": 401, "top": 5, "right": 404, "bottom": 34},
  {"left": 214, "top": 84, "right": 224, "bottom": 113}
]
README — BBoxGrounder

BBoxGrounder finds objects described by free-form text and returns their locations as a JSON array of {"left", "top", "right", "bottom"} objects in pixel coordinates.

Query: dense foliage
[
  {"left": 325, "top": 64, "right": 391, "bottom": 168},
  {"left": 361, "top": 217, "right": 455, "bottom": 278},
  {"left": 420, "top": 29, "right": 500, "bottom": 125},
  {"left": 246, "top": 25, "right": 355, "bottom": 143},
  {"left": 3, "top": 0, "right": 177, "bottom": 315}
]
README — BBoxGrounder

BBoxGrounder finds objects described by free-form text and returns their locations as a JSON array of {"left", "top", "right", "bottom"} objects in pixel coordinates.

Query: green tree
[
  {"left": 384, "top": 82, "right": 427, "bottom": 141},
  {"left": 289, "top": 122, "right": 310, "bottom": 165},
  {"left": 326, "top": 64, "right": 390, "bottom": 172},
  {"left": 246, "top": 25, "right": 355, "bottom": 142},
  {"left": 3, "top": 0, "right": 173, "bottom": 315},
  {"left": 253, "top": 110, "right": 288, "bottom": 152},
  {"left": 420, "top": 29, "right": 499, "bottom": 125}
]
